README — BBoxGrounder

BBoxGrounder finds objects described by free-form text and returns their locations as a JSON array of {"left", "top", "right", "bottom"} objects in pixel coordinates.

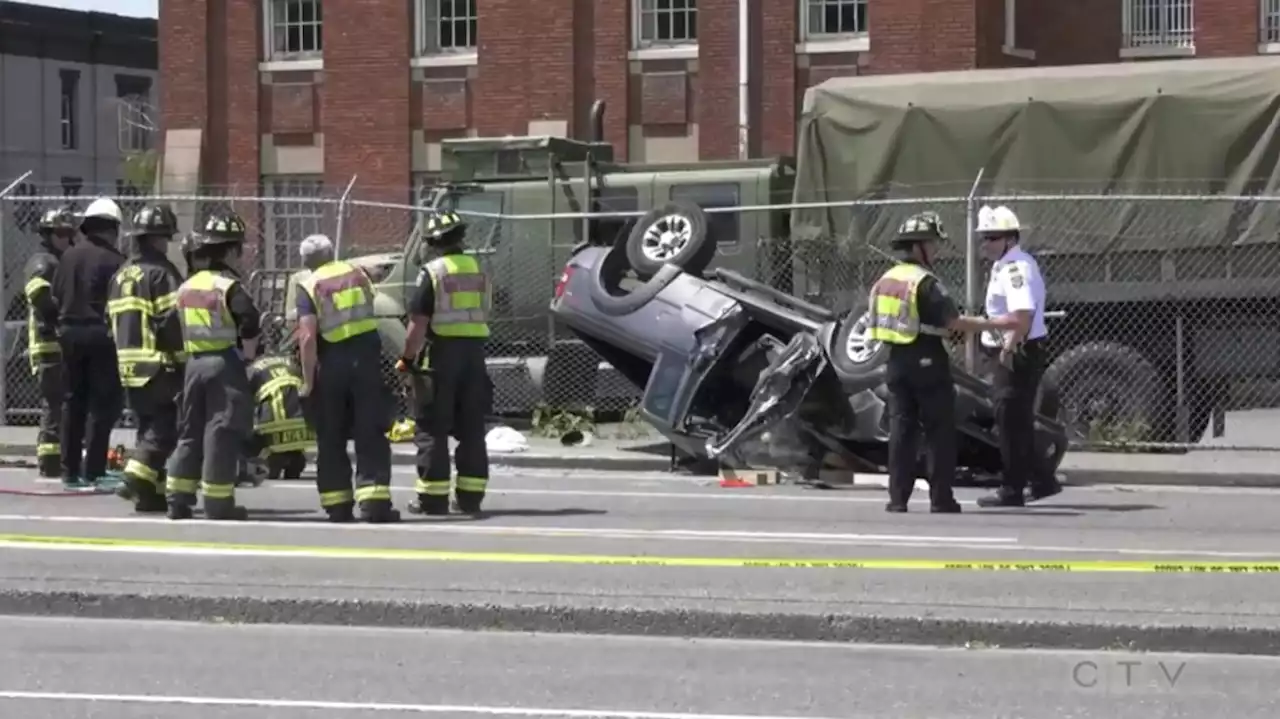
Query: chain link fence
[{"left": 3, "top": 175, "right": 1280, "bottom": 451}]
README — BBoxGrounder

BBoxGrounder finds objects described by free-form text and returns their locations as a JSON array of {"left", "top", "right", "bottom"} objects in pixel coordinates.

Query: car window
[
  {"left": 671, "top": 183, "right": 740, "bottom": 246},
  {"left": 642, "top": 351, "right": 686, "bottom": 423}
]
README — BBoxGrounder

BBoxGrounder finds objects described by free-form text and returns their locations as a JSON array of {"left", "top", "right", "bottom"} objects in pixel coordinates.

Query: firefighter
[
  {"left": 398, "top": 210, "right": 493, "bottom": 516},
  {"left": 165, "top": 211, "right": 261, "bottom": 521},
  {"left": 295, "top": 234, "right": 398, "bottom": 523},
  {"left": 25, "top": 207, "right": 76, "bottom": 480},
  {"left": 52, "top": 197, "right": 126, "bottom": 488},
  {"left": 866, "top": 212, "right": 1001, "bottom": 514},
  {"left": 246, "top": 352, "right": 312, "bottom": 480},
  {"left": 107, "top": 204, "right": 185, "bottom": 512}
]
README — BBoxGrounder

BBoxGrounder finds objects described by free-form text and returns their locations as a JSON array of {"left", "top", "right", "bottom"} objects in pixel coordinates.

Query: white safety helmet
[
  {"left": 299, "top": 233, "right": 334, "bottom": 260},
  {"left": 81, "top": 197, "right": 123, "bottom": 224},
  {"left": 975, "top": 205, "right": 1021, "bottom": 234}
]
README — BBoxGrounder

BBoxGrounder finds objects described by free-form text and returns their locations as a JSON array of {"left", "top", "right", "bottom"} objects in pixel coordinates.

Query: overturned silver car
[{"left": 550, "top": 202, "right": 1068, "bottom": 480}]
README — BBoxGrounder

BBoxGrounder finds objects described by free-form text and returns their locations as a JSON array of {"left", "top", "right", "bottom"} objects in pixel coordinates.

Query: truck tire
[
  {"left": 1043, "top": 341, "right": 1161, "bottom": 443},
  {"left": 829, "top": 302, "right": 889, "bottom": 379},
  {"left": 625, "top": 201, "right": 714, "bottom": 278}
]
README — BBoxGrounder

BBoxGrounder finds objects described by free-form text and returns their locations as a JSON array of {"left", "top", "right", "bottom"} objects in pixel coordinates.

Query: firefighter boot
[
  {"left": 359, "top": 500, "right": 401, "bottom": 524},
  {"left": 37, "top": 454, "right": 61, "bottom": 478},
  {"left": 326, "top": 502, "right": 356, "bottom": 523},
  {"left": 408, "top": 494, "right": 450, "bottom": 516}
]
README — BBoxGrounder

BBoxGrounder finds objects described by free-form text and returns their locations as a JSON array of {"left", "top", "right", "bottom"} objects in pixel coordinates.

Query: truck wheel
[
  {"left": 625, "top": 201, "right": 714, "bottom": 278},
  {"left": 829, "top": 302, "right": 888, "bottom": 378},
  {"left": 1043, "top": 341, "right": 1161, "bottom": 443}
]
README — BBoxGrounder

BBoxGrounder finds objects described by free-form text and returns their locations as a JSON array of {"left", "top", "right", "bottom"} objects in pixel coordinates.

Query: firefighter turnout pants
[
  {"left": 123, "top": 371, "right": 181, "bottom": 502},
  {"left": 166, "top": 350, "right": 253, "bottom": 518},
  {"left": 35, "top": 361, "right": 64, "bottom": 477},
  {"left": 312, "top": 342, "right": 393, "bottom": 513},
  {"left": 414, "top": 337, "right": 491, "bottom": 514},
  {"left": 59, "top": 325, "right": 124, "bottom": 483}
]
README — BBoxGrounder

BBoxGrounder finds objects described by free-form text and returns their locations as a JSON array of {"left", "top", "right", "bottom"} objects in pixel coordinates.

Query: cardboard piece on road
[{"left": 718, "top": 467, "right": 780, "bottom": 488}]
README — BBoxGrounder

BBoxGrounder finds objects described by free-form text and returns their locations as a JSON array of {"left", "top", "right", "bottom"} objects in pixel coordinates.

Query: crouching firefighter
[
  {"left": 107, "top": 204, "right": 186, "bottom": 512},
  {"left": 398, "top": 210, "right": 493, "bottom": 516},
  {"left": 165, "top": 212, "right": 261, "bottom": 521},
  {"left": 247, "top": 352, "right": 312, "bottom": 480},
  {"left": 26, "top": 207, "right": 77, "bottom": 477},
  {"left": 296, "top": 234, "right": 398, "bottom": 523}
]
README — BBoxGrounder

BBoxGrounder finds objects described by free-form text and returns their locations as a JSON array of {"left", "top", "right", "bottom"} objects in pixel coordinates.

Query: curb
[{"left": 1, "top": 589, "right": 1277, "bottom": 656}]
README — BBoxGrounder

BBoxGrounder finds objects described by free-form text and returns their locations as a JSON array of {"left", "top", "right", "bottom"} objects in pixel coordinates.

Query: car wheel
[
  {"left": 830, "top": 303, "right": 889, "bottom": 378},
  {"left": 625, "top": 201, "right": 714, "bottom": 278},
  {"left": 1043, "top": 341, "right": 1161, "bottom": 443}
]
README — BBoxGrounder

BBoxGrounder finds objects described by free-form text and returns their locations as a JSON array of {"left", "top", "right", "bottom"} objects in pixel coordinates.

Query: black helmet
[
  {"left": 130, "top": 204, "right": 179, "bottom": 237},
  {"left": 890, "top": 212, "right": 948, "bottom": 248},
  {"left": 37, "top": 206, "right": 77, "bottom": 233},
  {"left": 198, "top": 210, "right": 248, "bottom": 246},
  {"left": 422, "top": 210, "right": 466, "bottom": 247}
]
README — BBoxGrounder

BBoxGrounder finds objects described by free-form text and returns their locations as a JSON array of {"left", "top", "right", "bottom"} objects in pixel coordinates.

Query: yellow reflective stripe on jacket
[
  {"left": 866, "top": 263, "right": 950, "bottom": 345},
  {"left": 426, "top": 253, "right": 490, "bottom": 338},
  {"left": 300, "top": 261, "right": 377, "bottom": 343},
  {"left": 177, "top": 271, "right": 238, "bottom": 353},
  {"left": 255, "top": 374, "right": 302, "bottom": 404},
  {"left": 456, "top": 475, "right": 488, "bottom": 493},
  {"left": 25, "top": 276, "right": 58, "bottom": 371},
  {"left": 108, "top": 269, "right": 181, "bottom": 386},
  {"left": 24, "top": 276, "right": 50, "bottom": 299}
]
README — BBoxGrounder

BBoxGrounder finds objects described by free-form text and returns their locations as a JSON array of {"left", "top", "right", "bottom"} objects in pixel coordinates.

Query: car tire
[
  {"left": 1042, "top": 341, "right": 1161, "bottom": 443},
  {"left": 829, "top": 302, "right": 889, "bottom": 378},
  {"left": 1036, "top": 374, "right": 1062, "bottom": 421},
  {"left": 625, "top": 201, "right": 714, "bottom": 278}
]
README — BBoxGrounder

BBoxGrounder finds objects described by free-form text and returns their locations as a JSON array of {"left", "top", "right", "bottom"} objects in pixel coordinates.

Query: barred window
[
  {"left": 418, "top": 0, "right": 477, "bottom": 55},
  {"left": 802, "top": 0, "right": 869, "bottom": 39},
  {"left": 265, "top": 177, "right": 325, "bottom": 269},
  {"left": 1263, "top": 0, "right": 1280, "bottom": 43},
  {"left": 265, "top": 0, "right": 323, "bottom": 60},
  {"left": 1122, "top": 0, "right": 1193, "bottom": 48},
  {"left": 635, "top": 0, "right": 697, "bottom": 48}
]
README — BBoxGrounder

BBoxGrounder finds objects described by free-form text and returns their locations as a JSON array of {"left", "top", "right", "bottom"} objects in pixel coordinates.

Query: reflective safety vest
[
  {"left": 177, "top": 270, "right": 239, "bottom": 354},
  {"left": 424, "top": 253, "right": 490, "bottom": 339},
  {"left": 299, "top": 260, "right": 377, "bottom": 343},
  {"left": 23, "top": 251, "right": 60, "bottom": 374},
  {"left": 866, "top": 263, "right": 950, "bottom": 345},
  {"left": 107, "top": 261, "right": 184, "bottom": 388}
]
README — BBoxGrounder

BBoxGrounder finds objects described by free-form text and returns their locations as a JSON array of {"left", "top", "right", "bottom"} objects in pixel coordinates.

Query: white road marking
[
  {"left": 0, "top": 691, "right": 839, "bottom": 718},
  {"left": 0, "top": 514, "right": 1013, "bottom": 545}
]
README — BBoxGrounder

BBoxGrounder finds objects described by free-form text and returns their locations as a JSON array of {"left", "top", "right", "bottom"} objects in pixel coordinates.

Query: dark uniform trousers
[
  {"left": 414, "top": 336, "right": 491, "bottom": 513},
  {"left": 312, "top": 339, "right": 393, "bottom": 511},
  {"left": 124, "top": 370, "right": 181, "bottom": 494},
  {"left": 35, "top": 361, "right": 64, "bottom": 476},
  {"left": 886, "top": 358, "right": 958, "bottom": 508},
  {"left": 988, "top": 338, "right": 1048, "bottom": 495},
  {"left": 59, "top": 325, "right": 124, "bottom": 481},
  {"left": 166, "top": 349, "right": 252, "bottom": 514}
]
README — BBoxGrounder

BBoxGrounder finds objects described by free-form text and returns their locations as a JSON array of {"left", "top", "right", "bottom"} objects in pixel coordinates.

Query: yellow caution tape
[{"left": 1, "top": 533, "right": 1279, "bottom": 573}]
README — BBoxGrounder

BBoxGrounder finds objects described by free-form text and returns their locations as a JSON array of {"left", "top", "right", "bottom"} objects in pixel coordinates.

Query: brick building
[{"left": 159, "top": 0, "right": 1276, "bottom": 224}]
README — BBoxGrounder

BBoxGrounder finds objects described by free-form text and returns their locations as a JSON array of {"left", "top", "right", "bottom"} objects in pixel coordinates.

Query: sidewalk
[{"left": 2, "top": 424, "right": 1278, "bottom": 487}]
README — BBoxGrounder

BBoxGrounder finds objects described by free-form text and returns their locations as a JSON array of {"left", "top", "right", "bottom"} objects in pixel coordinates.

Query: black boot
[
  {"left": 37, "top": 455, "right": 61, "bottom": 479},
  {"left": 408, "top": 495, "right": 450, "bottom": 516},
  {"left": 166, "top": 502, "right": 194, "bottom": 520},
  {"left": 205, "top": 504, "right": 249, "bottom": 521},
  {"left": 453, "top": 490, "right": 485, "bottom": 516},
  {"left": 133, "top": 488, "right": 168, "bottom": 514},
  {"left": 1026, "top": 477, "right": 1063, "bottom": 502},
  {"left": 977, "top": 491, "right": 1025, "bottom": 508},
  {"left": 325, "top": 502, "right": 356, "bottom": 523},
  {"left": 359, "top": 500, "right": 401, "bottom": 524}
]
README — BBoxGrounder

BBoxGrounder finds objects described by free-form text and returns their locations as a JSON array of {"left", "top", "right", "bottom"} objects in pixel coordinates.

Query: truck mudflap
[{"left": 705, "top": 332, "right": 827, "bottom": 464}]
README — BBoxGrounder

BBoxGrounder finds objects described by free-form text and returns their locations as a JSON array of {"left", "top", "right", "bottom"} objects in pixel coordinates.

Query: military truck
[
  {"left": 267, "top": 102, "right": 798, "bottom": 415},
  {"left": 791, "top": 55, "right": 1280, "bottom": 445}
]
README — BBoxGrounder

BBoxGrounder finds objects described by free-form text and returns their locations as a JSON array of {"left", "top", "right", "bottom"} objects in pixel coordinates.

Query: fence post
[
  {"left": 963, "top": 167, "right": 985, "bottom": 372},
  {"left": 0, "top": 171, "right": 34, "bottom": 426},
  {"left": 334, "top": 174, "right": 358, "bottom": 258}
]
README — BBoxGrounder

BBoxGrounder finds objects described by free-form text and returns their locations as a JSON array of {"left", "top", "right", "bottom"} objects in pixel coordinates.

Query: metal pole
[
  {"left": 334, "top": 174, "right": 357, "bottom": 258},
  {"left": 963, "top": 167, "right": 985, "bottom": 372},
  {"left": 0, "top": 171, "right": 34, "bottom": 426},
  {"left": 1174, "top": 313, "right": 1187, "bottom": 443}
]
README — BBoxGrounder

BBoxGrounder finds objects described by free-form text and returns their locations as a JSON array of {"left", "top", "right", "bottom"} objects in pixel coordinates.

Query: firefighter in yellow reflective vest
[
  {"left": 165, "top": 211, "right": 262, "bottom": 521},
  {"left": 866, "top": 212, "right": 998, "bottom": 515},
  {"left": 247, "top": 353, "right": 312, "bottom": 480},
  {"left": 397, "top": 211, "right": 493, "bottom": 516},
  {"left": 25, "top": 207, "right": 76, "bottom": 479},
  {"left": 107, "top": 204, "right": 186, "bottom": 513},
  {"left": 296, "top": 234, "right": 398, "bottom": 523}
]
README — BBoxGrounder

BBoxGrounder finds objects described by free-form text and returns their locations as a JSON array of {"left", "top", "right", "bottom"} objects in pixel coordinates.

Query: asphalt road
[
  {"left": 1, "top": 467, "right": 1279, "bottom": 651},
  {"left": 2, "top": 615, "right": 1279, "bottom": 719}
]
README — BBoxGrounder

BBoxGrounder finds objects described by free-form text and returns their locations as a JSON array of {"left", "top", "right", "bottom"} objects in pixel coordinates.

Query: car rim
[
  {"left": 845, "top": 312, "right": 880, "bottom": 364},
  {"left": 640, "top": 213, "right": 693, "bottom": 262}
]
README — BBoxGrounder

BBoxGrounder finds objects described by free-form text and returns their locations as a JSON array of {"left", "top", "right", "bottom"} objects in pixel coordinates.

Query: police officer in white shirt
[{"left": 972, "top": 205, "right": 1063, "bottom": 508}]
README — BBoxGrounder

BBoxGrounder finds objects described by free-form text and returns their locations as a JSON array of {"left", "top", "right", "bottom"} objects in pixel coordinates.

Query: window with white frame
[
  {"left": 59, "top": 69, "right": 79, "bottom": 151},
  {"left": 634, "top": 0, "right": 697, "bottom": 49},
  {"left": 417, "top": 0, "right": 477, "bottom": 56},
  {"left": 1123, "top": 0, "right": 1194, "bottom": 48},
  {"left": 1263, "top": 0, "right": 1280, "bottom": 43},
  {"left": 265, "top": 177, "right": 326, "bottom": 269},
  {"left": 265, "top": 0, "right": 323, "bottom": 61},
  {"left": 801, "top": 0, "right": 868, "bottom": 40}
]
